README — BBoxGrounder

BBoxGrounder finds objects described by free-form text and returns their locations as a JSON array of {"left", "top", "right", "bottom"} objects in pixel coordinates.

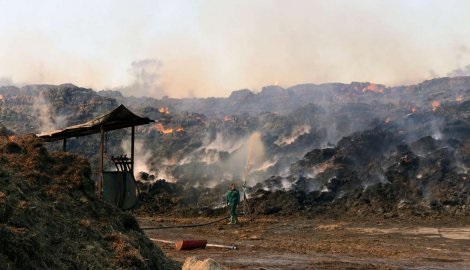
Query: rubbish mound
[
  {"left": 135, "top": 179, "right": 228, "bottom": 217},
  {"left": 0, "top": 134, "right": 179, "bottom": 269},
  {"left": 250, "top": 126, "right": 470, "bottom": 220},
  {"left": 135, "top": 123, "right": 470, "bottom": 222}
]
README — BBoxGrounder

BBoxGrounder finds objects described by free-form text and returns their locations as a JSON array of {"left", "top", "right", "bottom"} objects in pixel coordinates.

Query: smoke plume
[
  {"left": 120, "top": 59, "right": 167, "bottom": 98},
  {"left": 447, "top": 64, "right": 470, "bottom": 77},
  {"left": 32, "top": 92, "right": 68, "bottom": 132}
]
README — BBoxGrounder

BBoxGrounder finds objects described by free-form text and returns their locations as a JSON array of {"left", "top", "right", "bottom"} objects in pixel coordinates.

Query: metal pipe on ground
[
  {"left": 150, "top": 238, "right": 237, "bottom": 250},
  {"left": 206, "top": 243, "right": 238, "bottom": 250}
]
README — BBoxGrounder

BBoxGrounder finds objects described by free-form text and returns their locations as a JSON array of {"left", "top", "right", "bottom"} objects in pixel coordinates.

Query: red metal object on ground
[{"left": 175, "top": 240, "right": 208, "bottom": 251}]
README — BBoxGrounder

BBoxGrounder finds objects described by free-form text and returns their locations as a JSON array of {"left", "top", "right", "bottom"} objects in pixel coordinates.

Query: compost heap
[{"left": 0, "top": 133, "right": 178, "bottom": 269}]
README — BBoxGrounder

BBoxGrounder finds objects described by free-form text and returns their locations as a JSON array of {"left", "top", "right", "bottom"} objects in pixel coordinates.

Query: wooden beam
[
  {"left": 97, "top": 126, "right": 104, "bottom": 198},
  {"left": 131, "top": 126, "right": 135, "bottom": 174}
]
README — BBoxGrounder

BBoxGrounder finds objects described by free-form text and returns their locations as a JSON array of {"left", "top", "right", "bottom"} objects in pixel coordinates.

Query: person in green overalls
[{"left": 226, "top": 183, "right": 240, "bottom": 224}]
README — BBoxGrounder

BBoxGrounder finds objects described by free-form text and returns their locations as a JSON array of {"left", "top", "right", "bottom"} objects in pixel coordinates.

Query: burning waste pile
[
  {"left": 250, "top": 124, "right": 470, "bottom": 219},
  {"left": 1, "top": 78, "right": 470, "bottom": 221},
  {"left": 136, "top": 110, "right": 467, "bottom": 220},
  {"left": 134, "top": 178, "right": 230, "bottom": 217},
  {"left": 0, "top": 133, "right": 178, "bottom": 269},
  {"left": 134, "top": 99, "right": 470, "bottom": 220},
  {"left": 133, "top": 131, "right": 268, "bottom": 217}
]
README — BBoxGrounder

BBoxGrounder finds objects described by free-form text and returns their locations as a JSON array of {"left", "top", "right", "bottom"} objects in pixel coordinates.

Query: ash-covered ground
[{"left": 139, "top": 215, "right": 470, "bottom": 269}]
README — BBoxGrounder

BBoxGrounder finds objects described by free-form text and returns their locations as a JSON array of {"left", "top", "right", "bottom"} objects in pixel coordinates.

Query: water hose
[{"left": 140, "top": 215, "right": 230, "bottom": 230}]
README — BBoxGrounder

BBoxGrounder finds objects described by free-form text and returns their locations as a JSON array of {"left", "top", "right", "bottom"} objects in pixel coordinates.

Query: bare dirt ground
[{"left": 138, "top": 215, "right": 470, "bottom": 270}]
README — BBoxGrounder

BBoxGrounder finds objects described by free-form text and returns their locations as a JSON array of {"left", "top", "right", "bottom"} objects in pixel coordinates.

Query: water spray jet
[{"left": 241, "top": 132, "right": 265, "bottom": 219}]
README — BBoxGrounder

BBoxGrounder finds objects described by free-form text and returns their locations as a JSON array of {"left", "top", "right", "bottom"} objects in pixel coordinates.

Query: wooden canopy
[
  {"left": 37, "top": 104, "right": 153, "bottom": 142},
  {"left": 37, "top": 104, "right": 154, "bottom": 208}
]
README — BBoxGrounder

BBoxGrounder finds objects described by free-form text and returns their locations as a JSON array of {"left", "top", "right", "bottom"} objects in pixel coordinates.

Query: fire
[
  {"left": 224, "top": 115, "right": 233, "bottom": 122},
  {"left": 159, "top": 107, "right": 170, "bottom": 115},
  {"left": 0, "top": 94, "right": 4, "bottom": 100},
  {"left": 431, "top": 100, "right": 440, "bottom": 112},
  {"left": 155, "top": 123, "right": 173, "bottom": 134},
  {"left": 410, "top": 107, "right": 417, "bottom": 113},
  {"left": 362, "top": 83, "right": 384, "bottom": 94},
  {"left": 154, "top": 123, "right": 184, "bottom": 134},
  {"left": 456, "top": 95, "right": 463, "bottom": 102}
]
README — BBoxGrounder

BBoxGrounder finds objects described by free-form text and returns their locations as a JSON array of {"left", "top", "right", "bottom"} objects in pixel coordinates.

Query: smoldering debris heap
[
  {"left": 250, "top": 123, "right": 470, "bottom": 219},
  {"left": 1, "top": 77, "right": 470, "bottom": 222},
  {"left": 134, "top": 177, "right": 229, "bottom": 217},
  {"left": 2, "top": 77, "right": 470, "bottom": 187},
  {"left": 135, "top": 121, "right": 470, "bottom": 221},
  {"left": 0, "top": 134, "right": 178, "bottom": 269}
]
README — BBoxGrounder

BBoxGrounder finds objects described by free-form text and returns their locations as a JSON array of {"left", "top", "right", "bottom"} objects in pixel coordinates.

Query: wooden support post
[
  {"left": 63, "top": 138, "right": 67, "bottom": 152},
  {"left": 97, "top": 126, "right": 104, "bottom": 198},
  {"left": 131, "top": 126, "right": 135, "bottom": 175}
]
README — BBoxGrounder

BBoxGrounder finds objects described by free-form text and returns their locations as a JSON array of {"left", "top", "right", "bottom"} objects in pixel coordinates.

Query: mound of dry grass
[{"left": 0, "top": 134, "right": 179, "bottom": 269}]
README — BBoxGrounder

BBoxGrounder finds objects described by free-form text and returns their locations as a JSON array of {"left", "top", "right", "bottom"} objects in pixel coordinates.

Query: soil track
[{"left": 139, "top": 216, "right": 470, "bottom": 269}]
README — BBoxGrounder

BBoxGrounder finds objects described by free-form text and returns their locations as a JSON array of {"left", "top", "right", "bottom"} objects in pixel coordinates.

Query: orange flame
[
  {"left": 154, "top": 123, "right": 184, "bottom": 134},
  {"left": 155, "top": 123, "right": 173, "bottom": 134},
  {"left": 362, "top": 83, "right": 384, "bottom": 94},
  {"left": 224, "top": 115, "right": 233, "bottom": 122},
  {"left": 159, "top": 107, "right": 170, "bottom": 115},
  {"left": 431, "top": 100, "right": 440, "bottom": 112},
  {"left": 0, "top": 95, "right": 4, "bottom": 100},
  {"left": 456, "top": 95, "right": 463, "bottom": 102},
  {"left": 410, "top": 107, "right": 417, "bottom": 113}
]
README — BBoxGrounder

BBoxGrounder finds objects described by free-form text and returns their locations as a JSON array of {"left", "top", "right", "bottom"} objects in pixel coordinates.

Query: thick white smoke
[
  {"left": 32, "top": 91, "right": 68, "bottom": 132},
  {"left": 120, "top": 139, "right": 153, "bottom": 178}
]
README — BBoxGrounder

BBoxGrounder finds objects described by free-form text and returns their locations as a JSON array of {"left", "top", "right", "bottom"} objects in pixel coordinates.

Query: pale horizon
[{"left": 1, "top": 0, "right": 470, "bottom": 98}]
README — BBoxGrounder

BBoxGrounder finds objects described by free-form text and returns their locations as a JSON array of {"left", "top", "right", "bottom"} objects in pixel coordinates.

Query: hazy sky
[{"left": 1, "top": 0, "right": 470, "bottom": 98}]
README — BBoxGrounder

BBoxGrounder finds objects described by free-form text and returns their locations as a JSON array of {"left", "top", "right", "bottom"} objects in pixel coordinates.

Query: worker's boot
[
  {"left": 233, "top": 216, "right": 238, "bottom": 225},
  {"left": 228, "top": 216, "right": 234, "bottom": 224}
]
